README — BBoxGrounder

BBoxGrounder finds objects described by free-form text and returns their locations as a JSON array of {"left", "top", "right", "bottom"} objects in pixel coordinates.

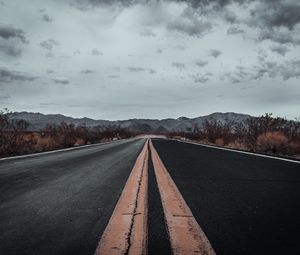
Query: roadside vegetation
[
  {"left": 0, "top": 109, "right": 134, "bottom": 157},
  {"left": 168, "top": 113, "right": 300, "bottom": 159},
  {"left": 1, "top": 109, "right": 300, "bottom": 159}
]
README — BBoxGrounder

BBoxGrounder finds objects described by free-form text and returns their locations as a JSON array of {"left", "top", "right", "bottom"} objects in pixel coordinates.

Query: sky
[{"left": 0, "top": 0, "right": 300, "bottom": 120}]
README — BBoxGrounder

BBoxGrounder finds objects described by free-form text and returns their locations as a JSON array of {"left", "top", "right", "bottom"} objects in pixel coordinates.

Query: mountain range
[{"left": 7, "top": 112, "right": 252, "bottom": 133}]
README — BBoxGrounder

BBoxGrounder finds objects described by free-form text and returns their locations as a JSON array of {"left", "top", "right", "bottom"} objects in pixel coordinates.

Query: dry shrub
[
  {"left": 215, "top": 138, "right": 225, "bottom": 146},
  {"left": 35, "top": 135, "right": 59, "bottom": 152},
  {"left": 226, "top": 140, "right": 248, "bottom": 150},
  {"left": 74, "top": 138, "right": 85, "bottom": 146},
  {"left": 256, "top": 131, "right": 289, "bottom": 154}
]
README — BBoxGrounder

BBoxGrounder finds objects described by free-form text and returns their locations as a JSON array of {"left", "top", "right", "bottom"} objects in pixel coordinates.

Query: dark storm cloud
[
  {"left": 270, "top": 45, "right": 289, "bottom": 56},
  {"left": 0, "top": 43, "right": 22, "bottom": 57},
  {"left": 0, "top": 25, "right": 28, "bottom": 43},
  {"left": 0, "top": 25, "right": 28, "bottom": 57},
  {"left": 250, "top": 0, "right": 300, "bottom": 30},
  {"left": 52, "top": 78, "right": 69, "bottom": 84},
  {"left": 195, "top": 60, "right": 208, "bottom": 67},
  {"left": 208, "top": 49, "right": 222, "bottom": 58},
  {"left": 40, "top": 39, "right": 60, "bottom": 51},
  {"left": 0, "top": 67, "right": 36, "bottom": 83}
]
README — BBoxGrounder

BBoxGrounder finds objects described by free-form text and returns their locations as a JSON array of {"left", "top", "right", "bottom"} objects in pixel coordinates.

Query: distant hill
[{"left": 7, "top": 111, "right": 252, "bottom": 133}]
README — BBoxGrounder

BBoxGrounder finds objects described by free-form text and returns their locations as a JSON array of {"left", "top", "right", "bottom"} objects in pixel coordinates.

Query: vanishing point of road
[{"left": 0, "top": 138, "right": 299, "bottom": 255}]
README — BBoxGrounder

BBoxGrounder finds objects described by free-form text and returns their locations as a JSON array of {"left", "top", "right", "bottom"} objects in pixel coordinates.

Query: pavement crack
[{"left": 124, "top": 151, "right": 147, "bottom": 255}]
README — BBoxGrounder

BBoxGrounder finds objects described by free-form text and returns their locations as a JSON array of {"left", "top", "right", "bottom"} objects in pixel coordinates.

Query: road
[
  {"left": 0, "top": 138, "right": 300, "bottom": 255},
  {"left": 152, "top": 139, "right": 300, "bottom": 255},
  {"left": 0, "top": 139, "right": 145, "bottom": 255}
]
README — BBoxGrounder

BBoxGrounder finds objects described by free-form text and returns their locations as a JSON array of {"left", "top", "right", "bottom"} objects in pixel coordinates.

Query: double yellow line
[{"left": 95, "top": 139, "right": 215, "bottom": 255}]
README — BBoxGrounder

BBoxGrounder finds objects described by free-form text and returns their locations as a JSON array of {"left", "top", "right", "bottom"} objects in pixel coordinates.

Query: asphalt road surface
[
  {"left": 1, "top": 138, "right": 300, "bottom": 255},
  {"left": 152, "top": 139, "right": 300, "bottom": 255},
  {"left": 0, "top": 139, "right": 145, "bottom": 255}
]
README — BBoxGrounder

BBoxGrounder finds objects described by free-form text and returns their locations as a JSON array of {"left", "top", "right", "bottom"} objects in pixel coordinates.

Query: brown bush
[
  {"left": 226, "top": 140, "right": 248, "bottom": 151},
  {"left": 35, "top": 135, "right": 59, "bottom": 152},
  {"left": 215, "top": 138, "right": 225, "bottom": 146},
  {"left": 256, "top": 131, "right": 289, "bottom": 154}
]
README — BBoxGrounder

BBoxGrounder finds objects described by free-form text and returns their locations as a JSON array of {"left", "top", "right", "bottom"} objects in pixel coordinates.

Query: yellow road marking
[
  {"left": 150, "top": 139, "right": 216, "bottom": 255},
  {"left": 95, "top": 139, "right": 148, "bottom": 255}
]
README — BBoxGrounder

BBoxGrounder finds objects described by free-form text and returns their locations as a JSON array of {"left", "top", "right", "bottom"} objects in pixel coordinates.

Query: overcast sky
[{"left": 0, "top": 0, "right": 299, "bottom": 120}]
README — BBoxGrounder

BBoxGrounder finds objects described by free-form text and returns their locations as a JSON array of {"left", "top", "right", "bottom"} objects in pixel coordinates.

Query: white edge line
[
  {"left": 173, "top": 139, "right": 300, "bottom": 164},
  {"left": 0, "top": 138, "right": 133, "bottom": 161}
]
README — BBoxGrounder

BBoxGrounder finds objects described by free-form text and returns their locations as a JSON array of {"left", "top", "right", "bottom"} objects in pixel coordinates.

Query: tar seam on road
[
  {"left": 94, "top": 139, "right": 148, "bottom": 255},
  {"left": 150, "top": 140, "right": 216, "bottom": 255}
]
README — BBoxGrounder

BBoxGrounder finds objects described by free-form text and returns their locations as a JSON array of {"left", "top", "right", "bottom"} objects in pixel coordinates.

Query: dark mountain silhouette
[{"left": 7, "top": 111, "right": 252, "bottom": 132}]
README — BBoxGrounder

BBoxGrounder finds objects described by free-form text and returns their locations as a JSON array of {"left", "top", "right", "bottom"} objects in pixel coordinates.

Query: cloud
[
  {"left": 270, "top": 45, "right": 289, "bottom": 56},
  {"left": 227, "top": 26, "right": 245, "bottom": 35},
  {"left": 0, "top": 25, "right": 28, "bottom": 43},
  {"left": 52, "top": 78, "right": 69, "bottom": 84},
  {"left": 149, "top": 69, "right": 156, "bottom": 74},
  {"left": 139, "top": 28, "right": 156, "bottom": 37},
  {"left": 172, "top": 62, "right": 185, "bottom": 70},
  {"left": 128, "top": 67, "right": 145, "bottom": 72},
  {"left": 74, "top": 0, "right": 135, "bottom": 9},
  {"left": 40, "top": 39, "right": 60, "bottom": 51},
  {"left": 196, "top": 60, "right": 208, "bottom": 67},
  {"left": 0, "top": 67, "right": 36, "bottom": 83},
  {"left": 0, "top": 25, "right": 28, "bottom": 57},
  {"left": 167, "top": 6, "right": 212, "bottom": 37},
  {"left": 208, "top": 49, "right": 222, "bottom": 58},
  {"left": 193, "top": 76, "right": 209, "bottom": 83},
  {"left": 280, "top": 59, "right": 300, "bottom": 80},
  {"left": 91, "top": 48, "right": 103, "bottom": 56},
  {"left": 247, "top": 58, "right": 300, "bottom": 81},
  {"left": 42, "top": 14, "right": 53, "bottom": 22},
  {"left": 223, "top": 9, "right": 238, "bottom": 24},
  {"left": 0, "top": 94, "right": 10, "bottom": 100},
  {"left": 80, "top": 69, "right": 94, "bottom": 74},
  {"left": 107, "top": 74, "right": 120, "bottom": 78},
  {"left": 258, "top": 28, "right": 300, "bottom": 45},
  {"left": 250, "top": 0, "right": 300, "bottom": 30}
]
